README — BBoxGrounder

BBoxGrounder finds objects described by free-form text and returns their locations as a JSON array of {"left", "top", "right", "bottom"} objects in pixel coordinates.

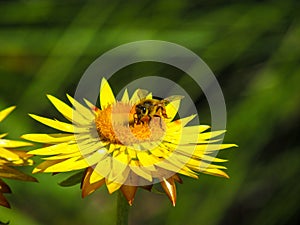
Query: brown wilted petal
[
  {"left": 81, "top": 167, "right": 105, "bottom": 198},
  {"left": 120, "top": 185, "right": 138, "bottom": 205}
]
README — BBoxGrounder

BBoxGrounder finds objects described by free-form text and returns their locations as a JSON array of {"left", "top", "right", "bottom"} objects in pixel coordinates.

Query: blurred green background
[{"left": 0, "top": 0, "right": 299, "bottom": 225}]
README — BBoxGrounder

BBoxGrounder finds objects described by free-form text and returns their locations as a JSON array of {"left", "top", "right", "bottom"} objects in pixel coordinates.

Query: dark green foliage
[{"left": 58, "top": 171, "right": 84, "bottom": 187}]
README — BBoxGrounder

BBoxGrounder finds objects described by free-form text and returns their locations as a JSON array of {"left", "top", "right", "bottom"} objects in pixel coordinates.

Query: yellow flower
[
  {"left": 22, "top": 78, "right": 236, "bottom": 206},
  {"left": 0, "top": 106, "right": 37, "bottom": 208}
]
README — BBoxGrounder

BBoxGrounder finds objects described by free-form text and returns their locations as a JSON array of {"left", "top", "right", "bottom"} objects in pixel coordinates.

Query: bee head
[{"left": 136, "top": 104, "right": 149, "bottom": 116}]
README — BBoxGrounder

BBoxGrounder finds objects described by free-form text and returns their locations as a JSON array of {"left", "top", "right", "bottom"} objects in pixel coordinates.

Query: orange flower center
[{"left": 95, "top": 102, "right": 166, "bottom": 146}]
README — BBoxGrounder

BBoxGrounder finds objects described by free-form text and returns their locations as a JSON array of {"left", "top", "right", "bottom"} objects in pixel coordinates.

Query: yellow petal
[
  {"left": 130, "top": 164, "right": 153, "bottom": 182},
  {"left": 90, "top": 157, "right": 111, "bottom": 183},
  {"left": 199, "top": 130, "right": 226, "bottom": 140},
  {"left": 28, "top": 143, "right": 78, "bottom": 155},
  {"left": 137, "top": 151, "right": 160, "bottom": 167},
  {"left": 194, "top": 154, "right": 228, "bottom": 163},
  {"left": 107, "top": 161, "right": 129, "bottom": 185},
  {"left": 177, "top": 144, "right": 236, "bottom": 157},
  {"left": 157, "top": 157, "right": 198, "bottom": 178},
  {"left": 145, "top": 92, "right": 152, "bottom": 99},
  {"left": 177, "top": 115, "right": 197, "bottom": 127},
  {"left": 83, "top": 99, "right": 97, "bottom": 111},
  {"left": 0, "top": 106, "right": 15, "bottom": 122},
  {"left": 165, "top": 99, "right": 181, "bottom": 121},
  {"left": 32, "top": 160, "right": 63, "bottom": 173},
  {"left": 21, "top": 133, "right": 74, "bottom": 144},
  {"left": 67, "top": 94, "right": 95, "bottom": 119},
  {"left": 203, "top": 168, "right": 229, "bottom": 178},
  {"left": 106, "top": 179, "right": 122, "bottom": 194},
  {"left": 43, "top": 152, "right": 81, "bottom": 160},
  {"left": 79, "top": 141, "right": 108, "bottom": 156},
  {"left": 100, "top": 78, "right": 116, "bottom": 109},
  {"left": 47, "top": 95, "right": 88, "bottom": 125},
  {"left": 121, "top": 89, "right": 129, "bottom": 102},
  {"left": 0, "top": 133, "right": 7, "bottom": 139},
  {"left": 0, "top": 139, "right": 32, "bottom": 148},
  {"left": 47, "top": 95, "right": 73, "bottom": 121},
  {"left": 89, "top": 169, "right": 105, "bottom": 184},
  {"left": 187, "top": 158, "right": 227, "bottom": 171},
  {"left": 43, "top": 157, "right": 89, "bottom": 172},
  {"left": 182, "top": 125, "right": 210, "bottom": 134},
  {"left": 84, "top": 151, "right": 107, "bottom": 166},
  {"left": 151, "top": 146, "right": 170, "bottom": 158},
  {"left": 127, "top": 148, "right": 137, "bottom": 160},
  {"left": 29, "top": 114, "right": 74, "bottom": 133},
  {"left": 113, "top": 150, "right": 129, "bottom": 164},
  {"left": 167, "top": 114, "right": 196, "bottom": 131},
  {"left": 177, "top": 166, "right": 199, "bottom": 178},
  {"left": 0, "top": 147, "right": 20, "bottom": 160},
  {"left": 130, "top": 89, "right": 145, "bottom": 104}
]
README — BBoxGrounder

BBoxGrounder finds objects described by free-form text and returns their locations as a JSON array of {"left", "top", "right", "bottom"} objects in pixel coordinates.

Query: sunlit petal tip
[
  {"left": 100, "top": 78, "right": 116, "bottom": 109},
  {"left": 161, "top": 177, "right": 177, "bottom": 206},
  {"left": 32, "top": 168, "right": 42, "bottom": 174},
  {"left": 205, "top": 169, "right": 230, "bottom": 179},
  {"left": 0, "top": 133, "right": 8, "bottom": 139},
  {"left": 0, "top": 106, "right": 16, "bottom": 122},
  {"left": 46, "top": 94, "right": 54, "bottom": 100},
  {"left": 165, "top": 99, "right": 181, "bottom": 121},
  {"left": 0, "top": 139, "right": 33, "bottom": 148},
  {"left": 28, "top": 114, "right": 74, "bottom": 133},
  {"left": 121, "top": 88, "right": 130, "bottom": 102},
  {"left": 174, "top": 114, "right": 197, "bottom": 127},
  {"left": 28, "top": 113, "right": 36, "bottom": 119}
]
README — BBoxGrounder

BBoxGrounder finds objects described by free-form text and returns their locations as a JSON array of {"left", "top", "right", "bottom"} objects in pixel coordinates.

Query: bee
[{"left": 130, "top": 89, "right": 183, "bottom": 125}]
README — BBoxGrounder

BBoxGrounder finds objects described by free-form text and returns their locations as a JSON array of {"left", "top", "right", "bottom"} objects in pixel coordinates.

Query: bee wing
[{"left": 164, "top": 95, "right": 184, "bottom": 103}]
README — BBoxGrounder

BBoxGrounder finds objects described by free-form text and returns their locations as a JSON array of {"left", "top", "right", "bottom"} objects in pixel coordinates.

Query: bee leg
[
  {"left": 161, "top": 108, "right": 168, "bottom": 119},
  {"left": 153, "top": 115, "right": 165, "bottom": 130}
]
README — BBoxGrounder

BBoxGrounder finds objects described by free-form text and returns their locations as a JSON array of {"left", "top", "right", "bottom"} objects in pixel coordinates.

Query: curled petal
[
  {"left": 81, "top": 167, "right": 105, "bottom": 198},
  {"left": 120, "top": 185, "right": 138, "bottom": 205},
  {"left": 161, "top": 177, "right": 177, "bottom": 206}
]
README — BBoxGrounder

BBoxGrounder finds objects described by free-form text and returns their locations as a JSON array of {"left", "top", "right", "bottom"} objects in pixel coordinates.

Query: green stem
[{"left": 116, "top": 190, "right": 129, "bottom": 225}]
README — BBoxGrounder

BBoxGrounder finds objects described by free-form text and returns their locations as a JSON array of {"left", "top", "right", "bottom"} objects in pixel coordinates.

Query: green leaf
[{"left": 58, "top": 170, "right": 84, "bottom": 187}]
